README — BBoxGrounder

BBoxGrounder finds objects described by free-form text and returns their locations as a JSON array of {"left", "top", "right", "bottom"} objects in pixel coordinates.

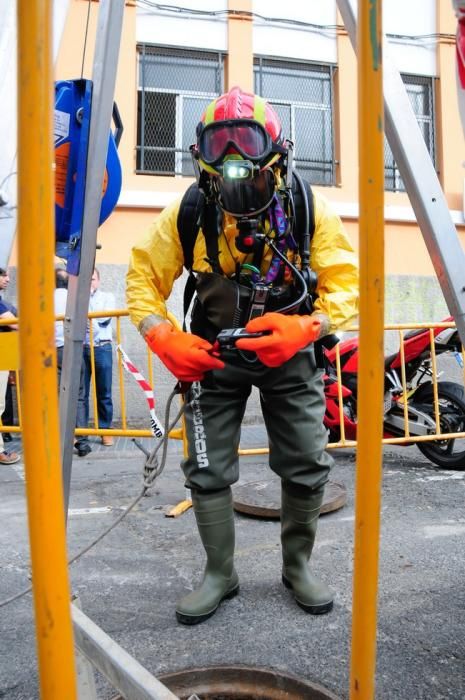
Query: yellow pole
[
  {"left": 350, "top": 1, "right": 384, "bottom": 699},
  {"left": 17, "top": 1, "right": 77, "bottom": 697}
]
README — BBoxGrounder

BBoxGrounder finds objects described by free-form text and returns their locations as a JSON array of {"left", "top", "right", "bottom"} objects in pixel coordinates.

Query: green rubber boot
[
  {"left": 281, "top": 481, "right": 333, "bottom": 615},
  {"left": 176, "top": 488, "right": 239, "bottom": 625}
]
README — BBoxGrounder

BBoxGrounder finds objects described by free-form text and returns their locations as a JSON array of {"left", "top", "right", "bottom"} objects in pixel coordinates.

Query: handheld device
[{"left": 215, "top": 327, "right": 270, "bottom": 352}]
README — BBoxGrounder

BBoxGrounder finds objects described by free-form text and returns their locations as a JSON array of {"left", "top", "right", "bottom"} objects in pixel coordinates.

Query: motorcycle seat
[{"left": 403, "top": 328, "right": 425, "bottom": 340}]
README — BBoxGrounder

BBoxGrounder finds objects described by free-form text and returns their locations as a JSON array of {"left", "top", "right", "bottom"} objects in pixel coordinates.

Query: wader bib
[{"left": 181, "top": 347, "right": 332, "bottom": 492}]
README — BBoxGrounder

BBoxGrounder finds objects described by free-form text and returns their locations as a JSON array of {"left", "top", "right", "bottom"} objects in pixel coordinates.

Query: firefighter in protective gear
[{"left": 126, "top": 86, "right": 358, "bottom": 625}]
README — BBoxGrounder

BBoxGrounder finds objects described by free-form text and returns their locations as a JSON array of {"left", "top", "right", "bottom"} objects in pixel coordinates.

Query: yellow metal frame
[
  {"left": 3, "top": 311, "right": 464, "bottom": 450},
  {"left": 0, "top": 309, "right": 465, "bottom": 448},
  {"left": 350, "top": 2, "right": 384, "bottom": 698},
  {"left": 9, "top": 5, "right": 463, "bottom": 695},
  {"left": 17, "top": 0, "right": 77, "bottom": 696}
]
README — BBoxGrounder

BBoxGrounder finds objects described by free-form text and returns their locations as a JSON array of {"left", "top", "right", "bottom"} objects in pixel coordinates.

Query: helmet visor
[
  {"left": 216, "top": 168, "right": 275, "bottom": 217},
  {"left": 199, "top": 120, "right": 271, "bottom": 165}
]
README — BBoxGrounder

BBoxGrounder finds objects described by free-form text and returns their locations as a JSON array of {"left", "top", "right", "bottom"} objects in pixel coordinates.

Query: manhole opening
[{"left": 157, "top": 665, "right": 342, "bottom": 700}]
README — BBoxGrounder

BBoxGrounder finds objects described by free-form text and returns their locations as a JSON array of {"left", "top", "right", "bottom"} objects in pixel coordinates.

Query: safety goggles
[{"left": 197, "top": 119, "right": 286, "bottom": 166}]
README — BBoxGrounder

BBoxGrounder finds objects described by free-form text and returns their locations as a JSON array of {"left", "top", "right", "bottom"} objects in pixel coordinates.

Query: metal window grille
[
  {"left": 254, "top": 57, "right": 336, "bottom": 185},
  {"left": 385, "top": 74, "right": 436, "bottom": 192},
  {"left": 136, "top": 45, "right": 224, "bottom": 176}
]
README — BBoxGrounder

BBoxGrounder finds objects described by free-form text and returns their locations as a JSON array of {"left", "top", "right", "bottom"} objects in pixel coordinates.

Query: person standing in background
[
  {"left": 54, "top": 266, "right": 91, "bottom": 458},
  {"left": 0, "top": 268, "right": 20, "bottom": 464},
  {"left": 76, "top": 268, "right": 115, "bottom": 452},
  {"left": 54, "top": 266, "right": 69, "bottom": 387},
  {"left": 2, "top": 374, "right": 16, "bottom": 443}
]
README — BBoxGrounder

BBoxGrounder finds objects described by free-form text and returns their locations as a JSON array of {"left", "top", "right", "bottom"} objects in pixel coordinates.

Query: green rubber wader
[
  {"left": 179, "top": 347, "right": 333, "bottom": 619},
  {"left": 281, "top": 481, "right": 333, "bottom": 614},
  {"left": 181, "top": 347, "right": 333, "bottom": 491},
  {"left": 176, "top": 487, "right": 239, "bottom": 625}
]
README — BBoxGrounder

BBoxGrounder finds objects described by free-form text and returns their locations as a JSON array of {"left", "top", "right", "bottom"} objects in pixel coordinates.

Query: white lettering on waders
[{"left": 191, "top": 381, "right": 209, "bottom": 468}]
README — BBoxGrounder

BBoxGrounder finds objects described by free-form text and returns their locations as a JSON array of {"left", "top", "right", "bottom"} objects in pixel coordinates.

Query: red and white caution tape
[{"left": 117, "top": 345, "right": 164, "bottom": 438}]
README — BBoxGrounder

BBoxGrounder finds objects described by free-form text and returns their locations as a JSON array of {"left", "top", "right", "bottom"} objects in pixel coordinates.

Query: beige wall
[
  {"left": 227, "top": 0, "right": 253, "bottom": 91},
  {"left": 31, "top": 0, "right": 463, "bottom": 280}
]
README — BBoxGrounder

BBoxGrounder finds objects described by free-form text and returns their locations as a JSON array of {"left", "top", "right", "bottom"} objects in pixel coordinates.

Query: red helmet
[
  {"left": 193, "top": 87, "right": 288, "bottom": 216},
  {"left": 201, "top": 86, "right": 282, "bottom": 141},
  {"left": 195, "top": 87, "right": 286, "bottom": 171}
]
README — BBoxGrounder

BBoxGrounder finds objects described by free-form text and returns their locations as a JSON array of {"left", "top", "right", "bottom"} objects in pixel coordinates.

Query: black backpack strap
[
  {"left": 291, "top": 170, "right": 317, "bottom": 291},
  {"left": 201, "top": 199, "right": 222, "bottom": 274},
  {"left": 177, "top": 183, "right": 205, "bottom": 271},
  {"left": 177, "top": 182, "right": 222, "bottom": 274},
  {"left": 177, "top": 183, "right": 223, "bottom": 330},
  {"left": 291, "top": 170, "right": 315, "bottom": 252}
]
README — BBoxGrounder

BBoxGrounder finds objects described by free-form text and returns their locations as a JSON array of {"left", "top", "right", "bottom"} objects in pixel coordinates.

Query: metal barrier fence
[{"left": 1, "top": 313, "right": 464, "bottom": 454}]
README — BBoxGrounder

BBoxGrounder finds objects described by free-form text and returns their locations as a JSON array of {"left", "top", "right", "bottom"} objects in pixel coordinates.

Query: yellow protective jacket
[{"left": 126, "top": 189, "right": 359, "bottom": 332}]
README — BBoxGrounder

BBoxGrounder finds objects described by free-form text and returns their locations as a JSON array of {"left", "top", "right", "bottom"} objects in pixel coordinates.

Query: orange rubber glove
[
  {"left": 145, "top": 323, "right": 225, "bottom": 383},
  {"left": 235, "top": 312, "right": 321, "bottom": 367}
]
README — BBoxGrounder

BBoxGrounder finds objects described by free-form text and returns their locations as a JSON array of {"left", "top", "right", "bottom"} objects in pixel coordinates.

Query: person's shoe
[
  {"left": 101, "top": 436, "right": 114, "bottom": 446},
  {"left": 0, "top": 451, "right": 21, "bottom": 465},
  {"left": 75, "top": 443, "right": 92, "bottom": 458},
  {"left": 3, "top": 433, "right": 12, "bottom": 442}
]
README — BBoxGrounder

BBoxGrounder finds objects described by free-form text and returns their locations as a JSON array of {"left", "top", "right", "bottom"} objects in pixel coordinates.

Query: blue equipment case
[{"left": 54, "top": 79, "right": 122, "bottom": 273}]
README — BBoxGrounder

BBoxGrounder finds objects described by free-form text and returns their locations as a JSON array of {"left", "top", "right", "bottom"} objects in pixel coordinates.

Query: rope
[
  {"left": 0, "top": 386, "right": 188, "bottom": 609},
  {"left": 80, "top": 0, "right": 92, "bottom": 79}
]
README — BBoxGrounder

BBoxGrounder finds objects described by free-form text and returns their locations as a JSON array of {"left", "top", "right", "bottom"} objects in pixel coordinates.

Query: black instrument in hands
[{"left": 215, "top": 327, "right": 271, "bottom": 352}]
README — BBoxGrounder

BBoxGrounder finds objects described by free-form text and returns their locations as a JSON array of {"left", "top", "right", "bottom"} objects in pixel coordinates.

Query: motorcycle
[{"left": 322, "top": 318, "right": 465, "bottom": 469}]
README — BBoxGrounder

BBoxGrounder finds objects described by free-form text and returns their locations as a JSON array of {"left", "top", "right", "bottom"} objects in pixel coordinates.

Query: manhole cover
[
  {"left": 158, "top": 665, "right": 341, "bottom": 699},
  {"left": 232, "top": 479, "right": 346, "bottom": 519}
]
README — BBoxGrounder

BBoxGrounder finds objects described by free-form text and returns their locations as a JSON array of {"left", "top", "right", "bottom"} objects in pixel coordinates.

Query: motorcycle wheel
[{"left": 414, "top": 382, "right": 465, "bottom": 469}]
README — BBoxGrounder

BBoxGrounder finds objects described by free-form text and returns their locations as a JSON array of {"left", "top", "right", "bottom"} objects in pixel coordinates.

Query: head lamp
[{"left": 221, "top": 160, "right": 255, "bottom": 181}]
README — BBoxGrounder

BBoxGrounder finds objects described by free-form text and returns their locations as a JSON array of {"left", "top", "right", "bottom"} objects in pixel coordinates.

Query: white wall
[
  {"left": 136, "top": 0, "right": 437, "bottom": 75},
  {"left": 136, "top": 0, "right": 228, "bottom": 51},
  {"left": 384, "top": 0, "right": 437, "bottom": 76},
  {"left": 252, "top": 0, "right": 338, "bottom": 63},
  {"left": 252, "top": 0, "right": 436, "bottom": 75}
]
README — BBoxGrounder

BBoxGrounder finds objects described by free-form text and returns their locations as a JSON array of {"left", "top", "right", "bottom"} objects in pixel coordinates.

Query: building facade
[{"left": 50, "top": 0, "right": 464, "bottom": 326}]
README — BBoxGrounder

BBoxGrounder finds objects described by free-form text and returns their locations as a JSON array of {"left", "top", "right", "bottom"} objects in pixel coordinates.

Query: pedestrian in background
[
  {"left": 54, "top": 266, "right": 69, "bottom": 387},
  {"left": 0, "top": 268, "right": 20, "bottom": 465},
  {"left": 54, "top": 266, "right": 92, "bottom": 458},
  {"left": 76, "top": 268, "right": 115, "bottom": 451}
]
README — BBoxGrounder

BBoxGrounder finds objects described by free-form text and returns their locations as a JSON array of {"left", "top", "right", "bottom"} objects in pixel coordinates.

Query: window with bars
[
  {"left": 254, "top": 57, "right": 336, "bottom": 186},
  {"left": 385, "top": 74, "right": 436, "bottom": 192},
  {"left": 136, "top": 46, "right": 224, "bottom": 176}
]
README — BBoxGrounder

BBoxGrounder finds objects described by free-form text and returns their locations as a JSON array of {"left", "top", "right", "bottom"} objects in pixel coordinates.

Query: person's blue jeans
[{"left": 76, "top": 343, "right": 113, "bottom": 445}]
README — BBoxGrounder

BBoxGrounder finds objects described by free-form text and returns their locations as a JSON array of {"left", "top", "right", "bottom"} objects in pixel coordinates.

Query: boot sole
[
  {"left": 175, "top": 584, "right": 240, "bottom": 625},
  {"left": 282, "top": 575, "right": 333, "bottom": 615}
]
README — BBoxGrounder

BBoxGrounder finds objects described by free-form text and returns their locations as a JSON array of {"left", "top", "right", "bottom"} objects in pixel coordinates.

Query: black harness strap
[
  {"left": 177, "top": 184, "right": 223, "bottom": 327},
  {"left": 177, "top": 183, "right": 205, "bottom": 271},
  {"left": 201, "top": 199, "right": 222, "bottom": 275},
  {"left": 176, "top": 172, "right": 316, "bottom": 329}
]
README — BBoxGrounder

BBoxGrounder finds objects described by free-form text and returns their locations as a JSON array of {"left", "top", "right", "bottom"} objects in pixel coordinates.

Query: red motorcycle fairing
[
  {"left": 320, "top": 317, "right": 465, "bottom": 469},
  {"left": 389, "top": 316, "right": 454, "bottom": 369},
  {"left": 323, "top": 375, "right": 357, "bottom": 440},
  {"left": 325, "top": 337, "right": 359, "bottom": 373}
]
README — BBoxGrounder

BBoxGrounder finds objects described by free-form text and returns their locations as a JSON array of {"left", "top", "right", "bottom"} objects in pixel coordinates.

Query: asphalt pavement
[{"left": 1, "top": 428, "right": 465, "bottom": 700}]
